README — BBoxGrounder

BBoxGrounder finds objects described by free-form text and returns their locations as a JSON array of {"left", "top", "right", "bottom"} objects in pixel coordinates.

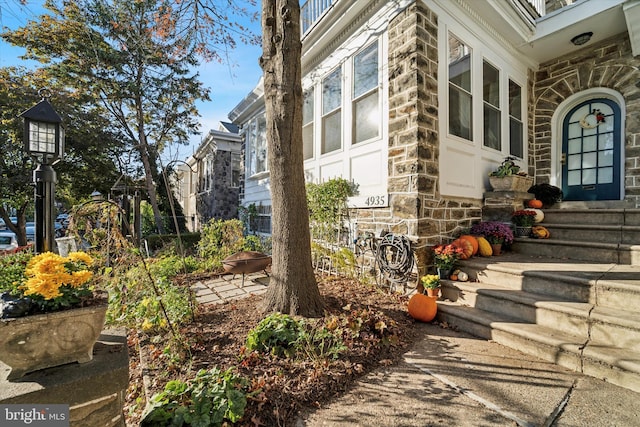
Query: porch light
[{"left": 571, "top": 32, "right": 593, "bottom": 46}]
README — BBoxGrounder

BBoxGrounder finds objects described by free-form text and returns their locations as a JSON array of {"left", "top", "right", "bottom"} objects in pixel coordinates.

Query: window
[
  {"left": 231, "top": 152, "right": 242, "bottom": 187},
  {"left": 247, "top": 115, "right": 267, "bottom": 176},
  {"left": 448, "top": 35, "right": 472, "bottom": 140},
  {"left": 322, "top": 67, "right": 342, "bottom": 154},
  {"left": 483, "top": 60, "right": 500, "bottom": 150},
  {"left": 353, "top": 41, "right": 379, "bottom": 144},
  {"left": 303, "top": 89, "right": 314, "bottom": 160},
  {"left": 509, "top": 79, "right": 523, "bottom": 158}
]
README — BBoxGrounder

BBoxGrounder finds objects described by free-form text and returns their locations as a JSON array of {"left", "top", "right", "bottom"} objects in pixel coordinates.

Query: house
[
  {"left": 225, "top": 0, "right": 640, "bottom": 393},
  {"left": 229, "top": 0, "right": 640, "bottom": 244},
  {"left": 177, "top": 123, "right": 243, "bottom": 231}
]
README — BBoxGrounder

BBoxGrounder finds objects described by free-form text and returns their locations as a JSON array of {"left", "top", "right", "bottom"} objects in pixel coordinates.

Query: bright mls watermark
[{"left": 1, "top": 405, "right": 69, "bottom": 426}]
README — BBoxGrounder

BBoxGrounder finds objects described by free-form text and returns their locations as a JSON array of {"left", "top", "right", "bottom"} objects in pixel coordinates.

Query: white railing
[
  {"left": 301, "top": 0, "right": 338, "bottom": 35},
  {"left": 527, "top": 0, "right": 546, "bottom": 16}
]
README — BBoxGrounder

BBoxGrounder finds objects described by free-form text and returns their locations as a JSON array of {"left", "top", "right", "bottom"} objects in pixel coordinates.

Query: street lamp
[{"left": 19, "top": 90, "right": 65, "bottom": 254}]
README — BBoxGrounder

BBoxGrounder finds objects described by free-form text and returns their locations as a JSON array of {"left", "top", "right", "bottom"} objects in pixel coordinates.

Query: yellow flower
[
  {"left": 141, "top": 319, "right": 154, "bottom": 331},
  {"left": 67, "top": 251, "right": 94, "bottom": 266},
  {"left": 21, "top": 251, "right": 95, "bottom": 301}
]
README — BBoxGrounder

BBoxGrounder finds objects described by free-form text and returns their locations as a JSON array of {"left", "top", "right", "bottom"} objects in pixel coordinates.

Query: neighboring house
[
  {"left": 178, "top": 123, "right": 244, "bottom": 230},
  {"left": 228, "top": 0, "right": 640, "bottom": 247}
]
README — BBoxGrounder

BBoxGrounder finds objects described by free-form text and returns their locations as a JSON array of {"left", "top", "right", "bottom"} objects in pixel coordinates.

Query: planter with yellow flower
[{"left": 0, "top": 251, "right": 106, "bottom": 380}]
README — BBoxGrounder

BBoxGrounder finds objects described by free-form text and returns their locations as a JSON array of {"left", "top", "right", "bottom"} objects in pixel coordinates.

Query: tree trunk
[{"left": 260, "top": 0, "right": 323, "bottom": 317}]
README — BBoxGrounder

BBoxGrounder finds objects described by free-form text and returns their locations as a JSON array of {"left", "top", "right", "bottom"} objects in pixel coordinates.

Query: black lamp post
[{"left": 19, "top": 90, "right": 65, "bottom": 254}]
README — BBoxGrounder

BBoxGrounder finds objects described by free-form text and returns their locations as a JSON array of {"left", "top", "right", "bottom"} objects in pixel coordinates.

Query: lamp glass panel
[{"left": 29, "top": 121, "right": 57, "bottom": 154}]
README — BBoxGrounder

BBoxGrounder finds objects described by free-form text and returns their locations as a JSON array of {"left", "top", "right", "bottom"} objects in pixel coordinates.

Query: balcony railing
[
  {"left": 300, "top": 0, "right": 545, "bottom": 38},
  {"left": 301, "top": 0, "right": 338, "bottom": 35}
]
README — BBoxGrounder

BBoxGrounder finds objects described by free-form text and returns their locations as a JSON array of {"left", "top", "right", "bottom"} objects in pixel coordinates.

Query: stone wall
[
  {"left": 1, "top": 329, "right": 129, "bottom": 427},
  {"left": 533, "top": 33, "right": 640, "bottom": 207}
]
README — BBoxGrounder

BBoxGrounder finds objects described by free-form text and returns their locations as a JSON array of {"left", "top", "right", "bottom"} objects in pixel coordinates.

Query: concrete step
[
  {"left": 436, "top": 303, "right": 640, "bottom": 393},
  {"left": 513, "top": 237, "right": 640, "bottom": 265},
  {"left": 441, "top": 280, "right": 640, "bottom": 352},
  {"left": 539, "top": 223, "right": 640, "bottom": 245},
  {"left": 541, "top": 208, "right": 640, "bottom": 226},
  {"left": 454, "top": 254, "right": 640, "bottom": 309}
]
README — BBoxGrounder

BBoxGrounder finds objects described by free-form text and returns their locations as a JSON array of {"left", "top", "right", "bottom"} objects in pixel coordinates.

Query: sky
[{"left": 0, "top": 0, "right": 264, "bottom": 163}]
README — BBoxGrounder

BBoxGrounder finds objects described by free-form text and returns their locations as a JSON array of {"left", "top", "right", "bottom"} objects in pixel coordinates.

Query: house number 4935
[{"left": 364, "top": 195, "right": 386, "bottom": 206}]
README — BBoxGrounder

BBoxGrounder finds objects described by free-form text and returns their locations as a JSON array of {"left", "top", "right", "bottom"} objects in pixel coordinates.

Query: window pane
[
  {"left": 354, "top": 42, "right": 378, "bottom": 98},
  {"left": 582, "top": 152, "right": 597, "bottom": 169},
  {"left": 568, "top": 139, "right": 581, "bottom": 154},
  {"left": 582, "top": 169, "right": 596, "bottom": 185},
  {"left": 598, "top": 150, "right": 614, "bottom": 167},
  {"left": 568, "top": 154, "right": 581, "bottom": 170},
  {"left": 255, "top": 116, "right": 267, "bottom": 173},
  {"left": 303, "top": 124, "right": 314, "bottom": 160},
  {"left": 483, "top": 60, "right": 499, "bottom": 108},
  {"left": 509, "top": 119, "right": 523, "bottom": 158},
  {"left": 509, "top": 80, "right": 521, "bottom": 120},
  {"left": 353, "top": 91, "right": 379, "bottom": 144},
  {"left": 598, "top": 167, "right": 613, "bottom": 183},
  {"left": 583, "top": 135, "right": 597, "bottom": 152},
  {"left": 449, "top": 86, "right": 472, "bottom": 140},
  {"left": 568, "top": 170, "right": 580, "bottom": 185},
  {"left": 483, "top": 104, "right": 501, "bottom": 150},
  {"left": 323, "top": 68, "right": 342, "bottom": 114},
  {"left": 449, "top": 34, "right": 471, "bottom": 91},
  {"left": 322, "top": 111, "right": 341, "bottom": 154},
  {"left": 303, "top": 90, "right": 314, "bottom": 126}
]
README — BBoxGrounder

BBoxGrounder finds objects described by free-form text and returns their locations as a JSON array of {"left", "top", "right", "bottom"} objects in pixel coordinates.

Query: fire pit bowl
[{"left": 222, "top": 251, "right": 272, "bottom": 275}]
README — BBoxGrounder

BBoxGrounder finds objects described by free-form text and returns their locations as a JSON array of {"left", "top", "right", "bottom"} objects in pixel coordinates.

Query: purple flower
[{"left": 470, "top": 221, "right": 514, "bottom": 245}]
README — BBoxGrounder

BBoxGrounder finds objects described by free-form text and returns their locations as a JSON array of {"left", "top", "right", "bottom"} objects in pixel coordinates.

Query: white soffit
[{"left": 623, "top": 0, "right": 640, "bottom": 57}]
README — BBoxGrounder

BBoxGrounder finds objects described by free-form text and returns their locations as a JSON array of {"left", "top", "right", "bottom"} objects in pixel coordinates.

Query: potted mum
[
  {"left": 512, "top": 210, "right": 537, "bottom": 237},
  {"left": 432, "top": 243, "right": 463, "bottom": 278},
  {"left": 0, "top": 250, "right": 107, "bottom": 380},
  {"left": 470, "top": 221, "right": 514, "bottom": 255},
  {"left": 420, "top": 274, "right": 441, "bottom": 297}
]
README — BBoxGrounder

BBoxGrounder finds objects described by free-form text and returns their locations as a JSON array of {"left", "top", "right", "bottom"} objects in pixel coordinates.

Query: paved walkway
[{"left": 192, "top": 272, "right": 269, "bottom": 305}]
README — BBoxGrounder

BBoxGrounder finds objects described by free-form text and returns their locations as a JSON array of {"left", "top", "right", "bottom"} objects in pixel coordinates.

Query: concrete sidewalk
[{"left": 298, "top": 322, "right": 639, "bottom": 426}]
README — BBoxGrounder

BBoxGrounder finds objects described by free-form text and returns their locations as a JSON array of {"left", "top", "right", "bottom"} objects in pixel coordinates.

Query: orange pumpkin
[
  {"left": 527, "top": 199, "right": 543, "bottom": 208},
  {"left": 459, "top": 235, "right": 479, "bottom": 256},
  {"left": 408, "top": 293, "right": 438, "bottom": 322},
  {"left": 452, "top": 238, "right": 473, "bottom": 260}
]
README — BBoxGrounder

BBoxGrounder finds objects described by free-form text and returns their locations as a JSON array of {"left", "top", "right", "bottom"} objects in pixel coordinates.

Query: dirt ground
[{"left": 124, "top": 275, "right": 421, "bottom": 426}]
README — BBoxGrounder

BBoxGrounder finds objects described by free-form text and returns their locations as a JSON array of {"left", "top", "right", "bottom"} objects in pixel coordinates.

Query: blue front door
[{"left": 561, "top": 98, "right": 621, "bottom": 201}]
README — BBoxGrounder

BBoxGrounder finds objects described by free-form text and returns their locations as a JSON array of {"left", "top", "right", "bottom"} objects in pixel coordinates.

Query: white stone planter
[
  {"left": 0, "top": 304, "right": 107, "bottom": 380},
  {"left": 488, "top": 175, "right": 534, "bottom": 192}
]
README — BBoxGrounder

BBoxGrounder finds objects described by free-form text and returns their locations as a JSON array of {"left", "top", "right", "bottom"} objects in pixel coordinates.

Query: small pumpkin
[
  {"left": 527, "top": 199, "right": 543, "bottom": 208},
  {"left": 532, "top": 225, "right": 550, "bottom": 239},
  {"left": 477, "top": 236, "right": 493, "bottom": 256},
  {"left": 457, "top": 271, "right": 469, "bottom": 282},
  {"left": 407, "top": 293, "right": 438, "bottom": 322},
  {"left": 459, "top": 235, "right": 479, "bottom": 255},
  {"left": 452, "top": 238, "right": 473, "bottom": 260},
  {"left": 449, "top": 274, "right": 458, "bottom": 281}
]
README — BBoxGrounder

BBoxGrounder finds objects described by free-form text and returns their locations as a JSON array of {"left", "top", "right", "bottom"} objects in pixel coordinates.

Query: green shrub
[
  {"left": 141, "top": 368, "right": 250, "bottom": 426},
  {"left": 0, "top": 251, "right": 33, "bottom": 294},
  {"left": 245, "top": 313, "right": 306, "bottom": 357},
  {"left": 245, "top": 313, "right": 346, "bottom": 360}
]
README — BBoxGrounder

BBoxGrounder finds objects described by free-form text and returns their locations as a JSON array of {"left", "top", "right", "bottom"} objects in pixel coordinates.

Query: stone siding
[
  {"left": 197, "top": 150, "right": 240, "bottom": 222},
  {"left": 533, "top": 33, "right": 640, "bottom": 207}
]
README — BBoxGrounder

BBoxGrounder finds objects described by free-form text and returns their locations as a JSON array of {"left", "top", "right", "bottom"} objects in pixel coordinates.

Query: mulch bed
[{"left": 124, "top": 275, "right": 420, "bottom": 426}]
